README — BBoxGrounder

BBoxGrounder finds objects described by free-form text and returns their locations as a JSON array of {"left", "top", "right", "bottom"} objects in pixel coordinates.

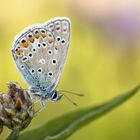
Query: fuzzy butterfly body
[{"left": 11, "top": 17, "right": 70, "bottom": 104}]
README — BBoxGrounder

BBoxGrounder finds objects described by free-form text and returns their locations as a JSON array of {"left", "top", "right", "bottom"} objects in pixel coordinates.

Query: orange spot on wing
[
  {"left": 27, "top": 37, "right": 34, "bottom": 43},
  {"left": 20, "top": 42, "right": 29, "bottom": 48},
  {"left": 15, "top": 48, "right": 24, "bottom": 56},
  {"left": 41, "top": 33, "right": 46, "bottom": 38},
  {"left": 54, "top": 45, "right": 59, "bottom": 50},
  {"left": 47, "top": 38, "right": 54, "bottom": 43},
  {"left": 34, "top": 34, "right": 40, "bottom": 39}
]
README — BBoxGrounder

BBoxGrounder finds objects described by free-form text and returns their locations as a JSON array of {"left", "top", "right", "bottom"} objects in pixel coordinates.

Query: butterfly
[{"left": 11, "top": 17, "right": 72, "bottom": 106}]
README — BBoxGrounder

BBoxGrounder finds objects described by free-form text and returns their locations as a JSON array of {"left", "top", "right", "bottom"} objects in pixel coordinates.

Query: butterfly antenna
[
  {"left": 61, "top": 94, "right": 78, "bottom": 106},
  {"left": 59, "top": 90, "right": 84, "bottom": 96}
]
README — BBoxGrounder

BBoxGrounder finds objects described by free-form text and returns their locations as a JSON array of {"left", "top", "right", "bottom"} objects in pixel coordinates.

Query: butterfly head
[{"left": 29, "top": 86, "right": 62, "bottom": 101}]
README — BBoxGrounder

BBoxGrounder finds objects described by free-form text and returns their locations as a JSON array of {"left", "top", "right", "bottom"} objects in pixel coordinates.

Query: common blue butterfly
[{"left": 11, "top": 17, "right": 71, "bottom": 106}]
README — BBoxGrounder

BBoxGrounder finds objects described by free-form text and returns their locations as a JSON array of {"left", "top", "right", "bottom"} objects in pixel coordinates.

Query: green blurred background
[{"left": 0, "top": 0, "right": 140, "bottom": 140}]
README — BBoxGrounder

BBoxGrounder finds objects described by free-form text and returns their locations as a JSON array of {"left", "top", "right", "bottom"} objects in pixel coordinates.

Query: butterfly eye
[
  {"left": 33, "top": 29, "right": 40, "bottom": 38},
  {"left": 20, "top": 38, "right": 29, "bottom": 48},
  {"left": 27, "top": 33, "right": 34, "bottom": 43},
  {"left": 52, "top": 90, "right": 58, "bottom": 100},
  {"left": 40, "top": 29, "right": 47, "bottom": 38}
]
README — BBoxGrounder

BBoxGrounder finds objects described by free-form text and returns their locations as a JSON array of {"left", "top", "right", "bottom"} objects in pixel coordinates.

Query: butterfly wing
[
  {"left": 11, "top": 17, "right": 70, "bottom": 92},
  {"left": 44, "top": 17, "right": 71, "bottom": 91}
]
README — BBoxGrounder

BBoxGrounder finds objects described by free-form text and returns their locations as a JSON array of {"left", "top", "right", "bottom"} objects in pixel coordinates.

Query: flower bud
[{"left": 0, "top": 81, "right": 34, "bottom": 133}]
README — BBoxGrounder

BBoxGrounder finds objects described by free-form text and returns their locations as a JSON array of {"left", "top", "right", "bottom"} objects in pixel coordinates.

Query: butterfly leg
[
  {"left": 32, "top": 99, "right": 46, "bottom": 116},
  {"left": 26, "top": 98, "right": 45, "bottom": 117}
]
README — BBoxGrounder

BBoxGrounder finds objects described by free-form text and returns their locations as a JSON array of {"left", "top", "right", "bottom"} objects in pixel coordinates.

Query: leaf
[{"left": 18, "top": 85, "right": 140, "bottom": 140}]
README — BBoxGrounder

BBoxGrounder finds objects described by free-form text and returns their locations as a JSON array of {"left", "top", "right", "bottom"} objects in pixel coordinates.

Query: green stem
[{"left": 6, "top": 130, "right": 19, "bottom": 140}]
